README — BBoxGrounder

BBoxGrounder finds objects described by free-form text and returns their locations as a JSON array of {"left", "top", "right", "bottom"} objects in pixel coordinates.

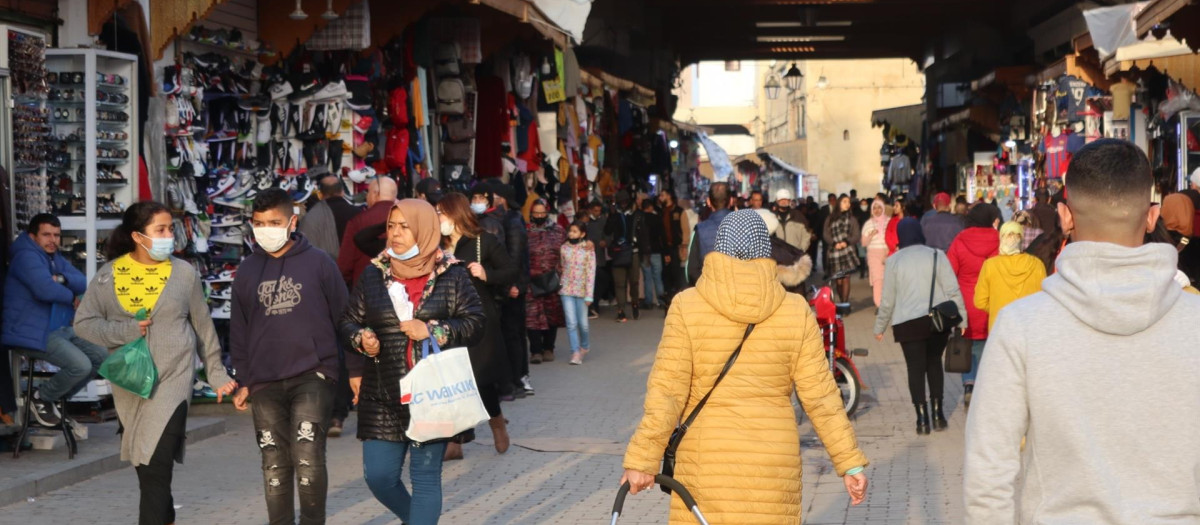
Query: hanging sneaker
[
  {"left": 211, "top": 300, "right": 232, "bottom": 319},
  {"left": 30, "top": 389, "right": 62, "bottom": 427},
  {"left": 309, "top": 80, "right": 348, "bottom": 102},
  {"left": 205, "top": 269, "right": 237, "bottom": 283},
  {"left": 209, "top": 286, "right": 232, "bottom": 300},
  {"left": 347, "top": 166, "right": 375, "bottom": 183},
  {"left": 291, "top": 178, "right": 316, "bottom": 203},
  {"left": 255, "top": 110, "right": 271, "bottom": 145},
  {"left": 210, "top": 227, "right": 244, "bottom": 245}
]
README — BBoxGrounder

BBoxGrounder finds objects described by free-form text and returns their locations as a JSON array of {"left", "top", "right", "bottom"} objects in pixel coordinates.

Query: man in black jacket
[
  {"left": 231, "top": 189, "right": 353, "bottom": 525},
  {"left": 657, "top": 192, "right": 684, "bottom": 299},
  {"left": 637, "top": 199, "right": 667, "bottom": 309},
  {"left": 606, "top": 191, "right": 640, "bottom": 321},
  {"left": 484, "top": 180, "right": 534, "bottom": 398}
]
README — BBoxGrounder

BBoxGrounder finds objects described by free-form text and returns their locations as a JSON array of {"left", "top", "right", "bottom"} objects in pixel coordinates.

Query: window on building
[
  {"left": 792, "top": 99, "right": 806, "bottom": 139},
  {"left": 725, "top": 61, "right": 741, "bottom": 71},
  {"left": 843, "top": 130, "right": 850, "bottom": 141}
]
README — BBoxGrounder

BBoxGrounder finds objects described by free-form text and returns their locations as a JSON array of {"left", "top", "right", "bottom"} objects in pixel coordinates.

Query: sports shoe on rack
[
  {"left": 210, "top": 227, "right": 244, "bottom": 245},
  {"left": 309, "top": 80, "right": 348, "bottom": 102},
  {"left": 353, "top": 115, "right": 373, "bottom": 135},
  {"left": 205, "top": 269, "right": 237, "bottom": 283},
  {"left": 347, "top": 166, "right": 375, "bottom": 183},
  {"left": 209, "top": 286, "right": 232, "bottom": 301},
  {"left": 211, "top": 300, "right": 232, "bottom": 319}
]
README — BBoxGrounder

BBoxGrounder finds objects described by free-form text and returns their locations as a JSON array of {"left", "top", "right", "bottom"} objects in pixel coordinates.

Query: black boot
[
  {"left": 914, "top": 403, "right": 931, "bottom": 435},
  {"left": 930, "top": 398, "right": 948, "bottom": 431}
]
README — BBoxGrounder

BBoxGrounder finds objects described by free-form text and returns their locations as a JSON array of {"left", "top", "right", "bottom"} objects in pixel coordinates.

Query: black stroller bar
[{"left": 611, "top": 475, "right": 709, "bottom": 525}]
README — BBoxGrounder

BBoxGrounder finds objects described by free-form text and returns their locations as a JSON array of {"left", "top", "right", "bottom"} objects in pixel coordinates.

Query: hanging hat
[{"left": 714, "top": 209, "right": 772, "bottom": 261}]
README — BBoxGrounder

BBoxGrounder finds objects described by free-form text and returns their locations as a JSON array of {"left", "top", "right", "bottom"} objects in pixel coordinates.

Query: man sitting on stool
[{"left": 2, "top": 213, "right": 106, "bottom": 427}]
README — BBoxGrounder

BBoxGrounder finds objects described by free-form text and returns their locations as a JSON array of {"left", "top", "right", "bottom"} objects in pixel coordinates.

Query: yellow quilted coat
[{"left": 624, "top": 252, "right": 869, "bottom": 524}]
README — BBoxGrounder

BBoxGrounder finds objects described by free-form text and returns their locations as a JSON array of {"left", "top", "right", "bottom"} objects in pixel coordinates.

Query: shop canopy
[
  {"left": 871, "top": 104, "right": 925, "bottom": 146},
  {"left": 1137, "top": 0, "right": 1200, "bottom": 52},
  {"left": 759, "top": 152, "right": 806, "bottom": 177}
]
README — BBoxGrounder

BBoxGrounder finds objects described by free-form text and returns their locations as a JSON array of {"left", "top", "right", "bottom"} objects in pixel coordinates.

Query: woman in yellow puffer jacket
[
  {"left": 621, "top": 210, "right": 869, "bottom": 524},
  {"left": 975, "top": 221, "right": 1047, "bottom": 331}
]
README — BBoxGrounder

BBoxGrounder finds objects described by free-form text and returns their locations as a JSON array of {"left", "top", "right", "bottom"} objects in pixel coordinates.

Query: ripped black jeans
[{"left": 250, "top": 372, "right": 334, "bottom": 525}]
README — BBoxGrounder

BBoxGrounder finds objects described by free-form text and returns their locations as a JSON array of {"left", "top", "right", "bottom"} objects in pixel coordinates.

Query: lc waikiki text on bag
[
  {"left": 398, "top": 338, "right": 489, "bottom": 442},
  {"left": 97, "top": 308, "right": 159, "bottom": 399}
]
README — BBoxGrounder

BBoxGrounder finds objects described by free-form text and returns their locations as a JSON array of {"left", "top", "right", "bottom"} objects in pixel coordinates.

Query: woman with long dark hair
[
  {"left": 823, "top": 194, "right": 861, "bottom": 301},
  {"left": 559, "top": 220, "right": 596, "bottom": 364},
  {"left": 946, "top": 204, "right": 1000, "bottom": 397},
  {"left": 435, "top": 192, "right": 516, "bottom": 461},
  {"left": 75, "top": 202, "right": 236, "bottom": 525},
  {"left": 339, "top": 198, "right": 485, "bottom": 524}
]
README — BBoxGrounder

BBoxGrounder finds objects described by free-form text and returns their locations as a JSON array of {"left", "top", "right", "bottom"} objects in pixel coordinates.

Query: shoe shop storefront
[{"left": 1, "top": 0, "right": 596, "bottom": 451}]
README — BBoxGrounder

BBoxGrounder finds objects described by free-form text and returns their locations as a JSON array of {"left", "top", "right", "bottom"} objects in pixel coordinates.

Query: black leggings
[
  {"left": 135, "top": 401, "right": 188, "bottom": 525},
  {"left": 479, "top": 384, "right": 502, "bottom": 418},
  {"left": 899, "top": 332, "right": 949, "bottom": 404}
]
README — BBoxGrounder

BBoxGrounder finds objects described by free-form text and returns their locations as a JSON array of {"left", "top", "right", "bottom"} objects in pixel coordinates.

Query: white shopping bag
[
  {"left": 398, "top": 338, "right": 489, "bottom": 442},
  {"left": 387, "top": 281, "right": 415, "bottom": 322}
]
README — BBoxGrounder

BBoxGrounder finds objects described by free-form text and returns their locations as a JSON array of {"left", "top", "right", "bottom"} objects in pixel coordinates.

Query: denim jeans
[
  {"left": 39, "top": 326, "right": 108, "bottom": 402},
  {"left": 641, "top": 254, "right": 665, "bottom": 305},
  {"left": 363, "top": 439, "right": 447, "bottom": 525},
  {"left": 250, "top": 372, "right": 334, "bottom": 525},
  {"left": 560, "top": 295, "right": 590, "bottom": 352},
  {"left": 961, "top": 339, "right": 986, "bottom": 385}
]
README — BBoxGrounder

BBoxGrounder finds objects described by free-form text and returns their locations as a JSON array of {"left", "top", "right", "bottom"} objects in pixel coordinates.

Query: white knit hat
[{"left": 775, "top": 188, "right": 794, "bottom": 201}]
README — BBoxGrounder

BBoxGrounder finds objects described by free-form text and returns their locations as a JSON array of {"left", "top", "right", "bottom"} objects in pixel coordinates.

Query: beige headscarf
[
  {"left": 999, "top": 221, "right": 1024, "bottom": 256},
  {"left": 388, "top": 199, "right": 442, "bottom": 279}
]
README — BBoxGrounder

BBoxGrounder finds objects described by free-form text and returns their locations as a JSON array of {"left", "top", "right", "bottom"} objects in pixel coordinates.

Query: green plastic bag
[{"left": 98, "top": 308, "right": 158, "bottom": 399}]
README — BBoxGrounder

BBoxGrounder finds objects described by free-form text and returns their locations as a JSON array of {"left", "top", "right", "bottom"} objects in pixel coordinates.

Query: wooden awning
[
  {"left": 1033, "top": 53, "right": 1113, "bottom": 91},
  {"left": 580, "top": 68, "right": 656, "bottom": 106},
  {"left": 1137, "top": 0, "right": 1195, "bottom": 37}
]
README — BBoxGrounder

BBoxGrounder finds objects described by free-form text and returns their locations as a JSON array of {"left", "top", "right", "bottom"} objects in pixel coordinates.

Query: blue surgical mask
[
  {"left": 470, "top": 203, "right": 488, "bottom": 215},
  {"left": 387, "top": 244, "right": 420, "bottom": 261},
  {"left": 137, "top": 233, "right": 174, "bottom": 262}
]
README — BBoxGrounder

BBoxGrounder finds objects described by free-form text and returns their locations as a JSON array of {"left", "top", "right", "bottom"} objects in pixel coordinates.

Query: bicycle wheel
[{"left": 834, "top": 357, "right": 861, "bottom": 416}]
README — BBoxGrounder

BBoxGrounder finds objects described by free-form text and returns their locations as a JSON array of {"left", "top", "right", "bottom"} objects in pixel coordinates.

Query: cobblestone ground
[{"left": 0, "top": 277, "right": 967, "bottom": 524}]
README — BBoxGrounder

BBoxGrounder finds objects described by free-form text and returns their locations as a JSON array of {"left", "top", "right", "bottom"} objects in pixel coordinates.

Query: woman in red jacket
[
  {"left": 946, "top": 204, "right": 1000, "bottom": 403},
  {"left": 885, "top": 197, "right": 906, "bottom": 255}
]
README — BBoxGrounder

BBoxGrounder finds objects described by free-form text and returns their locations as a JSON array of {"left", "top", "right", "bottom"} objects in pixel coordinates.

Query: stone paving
[{"left": 0, "top": 277, "right": 968, "bottom": 524}]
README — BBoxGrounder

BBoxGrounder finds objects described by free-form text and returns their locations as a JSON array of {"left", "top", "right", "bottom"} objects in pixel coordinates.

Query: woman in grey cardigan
[
  {"left": 75, "top": 202, "right": 236, "bottom": 525},
  {"left": 873, "top": 217, "right": 965, "bottom": 436}
]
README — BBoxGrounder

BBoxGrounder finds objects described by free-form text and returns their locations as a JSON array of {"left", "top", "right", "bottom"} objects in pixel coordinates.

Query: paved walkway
[{"left": 0, "top": 276, "right": 967, "bottom": 524}]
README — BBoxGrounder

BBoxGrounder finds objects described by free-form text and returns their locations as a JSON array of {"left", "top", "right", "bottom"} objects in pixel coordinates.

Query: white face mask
[
  {"left": 440, "top": 220, "right": 454, "bottom": 237},
  {"left": 253, "top": 220, "right": 293, "bottom": 253}
]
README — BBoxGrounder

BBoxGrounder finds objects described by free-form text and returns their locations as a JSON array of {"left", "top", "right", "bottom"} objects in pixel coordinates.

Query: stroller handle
[{"left": 611, "top": 475, "right": 708, "bottom": 525}]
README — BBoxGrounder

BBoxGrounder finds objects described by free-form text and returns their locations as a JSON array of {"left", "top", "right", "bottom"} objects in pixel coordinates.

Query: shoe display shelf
[{"left": 44, "top": 48, "right": 139, "bottom": 280}]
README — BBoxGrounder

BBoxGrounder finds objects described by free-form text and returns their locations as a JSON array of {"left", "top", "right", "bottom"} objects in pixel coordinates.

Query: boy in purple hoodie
[{"left": 230, "top": 188, "right": 356, "bottom": 525}]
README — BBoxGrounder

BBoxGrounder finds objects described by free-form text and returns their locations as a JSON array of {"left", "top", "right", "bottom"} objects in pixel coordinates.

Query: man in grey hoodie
[{"left": 964, "top": 139, "right": 1200, "bottom": 523}]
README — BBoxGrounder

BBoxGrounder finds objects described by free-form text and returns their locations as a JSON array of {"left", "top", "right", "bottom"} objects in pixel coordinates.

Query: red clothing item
[
  {"left": 885, "top": 215, "right": 901, "bottom": 255},
  {"left": 392, "top": 273, "right": 431, "bottom": 369},
  {"left": 947, "top": 227, "right": 1000, "bottom": 340},
  {"left": 338, "top": 201, "right": 394, "bottom": 287}
]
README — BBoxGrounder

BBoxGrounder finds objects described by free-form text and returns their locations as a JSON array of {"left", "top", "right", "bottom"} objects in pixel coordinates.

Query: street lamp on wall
[
  {"left": 765, "top": 74, "right": 782, "bottom": 100},
  {"left": 289, "top": 0, "right": 308, "bottom": 20},
  {"left": 784, "top": 63, "right": 803, "bottom": 91}
]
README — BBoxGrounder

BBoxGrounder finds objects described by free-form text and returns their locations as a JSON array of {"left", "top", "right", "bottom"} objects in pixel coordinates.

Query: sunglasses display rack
[
  {"left": 43, "top": 48, "right": 139, "bottom": 280},
  {"left": 5, "top": 27, "right": 52, "bottom": 232}
]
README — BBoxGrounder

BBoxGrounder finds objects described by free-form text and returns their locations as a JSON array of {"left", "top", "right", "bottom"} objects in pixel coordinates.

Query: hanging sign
[{"left": 542, "top": 48, "right": 567, "bottom": 104}]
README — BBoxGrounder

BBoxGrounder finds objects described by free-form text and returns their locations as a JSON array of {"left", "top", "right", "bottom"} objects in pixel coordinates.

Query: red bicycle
[{"left": 808, "top": 271, "right": 867, "bottom": 415}]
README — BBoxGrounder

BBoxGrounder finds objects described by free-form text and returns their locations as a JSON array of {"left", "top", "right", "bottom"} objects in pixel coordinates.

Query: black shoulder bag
[
  {"left": 660, "top": 324, "right": 755, "bottom": 494},
  {"left": 928, "top": 251, "right": 963, "bottom": 333}
]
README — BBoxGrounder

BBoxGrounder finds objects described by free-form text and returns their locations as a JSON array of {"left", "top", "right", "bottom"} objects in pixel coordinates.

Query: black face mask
[
  {"left": 531, "top": 216, "right": 548, "bottom": 226},
  {"left": 568, "top": 237, "right": 584, "bottom": 244}
]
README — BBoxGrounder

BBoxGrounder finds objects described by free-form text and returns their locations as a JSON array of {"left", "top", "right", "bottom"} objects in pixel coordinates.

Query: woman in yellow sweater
[{"left": 975, "top": 221, "right": 1047, "bottom": 331}]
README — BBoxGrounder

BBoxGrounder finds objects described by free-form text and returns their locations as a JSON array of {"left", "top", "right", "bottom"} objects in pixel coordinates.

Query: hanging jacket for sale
[{"left": 887, "top": 154, "right": 912, "bottom": 186}]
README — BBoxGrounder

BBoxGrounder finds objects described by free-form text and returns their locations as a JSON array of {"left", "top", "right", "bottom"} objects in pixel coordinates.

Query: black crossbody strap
[
  {"left": 674, "top": 323, "right": 755, "bottom": 437},
  {"left": 929, "top": 251, "right": 938, "bottom": 310}
]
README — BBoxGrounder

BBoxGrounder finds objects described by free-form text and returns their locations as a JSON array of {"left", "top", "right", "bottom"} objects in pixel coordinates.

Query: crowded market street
[{"left": 0, "top": 279, "right": 966, "bottom": 525}]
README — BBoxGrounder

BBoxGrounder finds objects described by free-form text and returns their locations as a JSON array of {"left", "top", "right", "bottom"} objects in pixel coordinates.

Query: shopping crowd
[{"left": 6, "top": 141, "right": 1200, "bottom": 524}]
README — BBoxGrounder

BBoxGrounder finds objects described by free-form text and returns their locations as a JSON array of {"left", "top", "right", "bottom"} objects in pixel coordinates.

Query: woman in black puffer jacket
[{"left": 339, "top": 198, "right": 484, "bottom": 525}]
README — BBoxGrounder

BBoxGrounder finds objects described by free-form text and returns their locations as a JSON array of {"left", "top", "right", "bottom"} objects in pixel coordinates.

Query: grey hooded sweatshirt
[{"left": 964, "top": 241, "right": 1200, "bottom": 524}]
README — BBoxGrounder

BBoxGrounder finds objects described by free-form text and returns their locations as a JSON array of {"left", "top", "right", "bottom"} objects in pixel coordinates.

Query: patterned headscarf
[{"left": 715, "top": 209, "right": 772, "bottom": 260}]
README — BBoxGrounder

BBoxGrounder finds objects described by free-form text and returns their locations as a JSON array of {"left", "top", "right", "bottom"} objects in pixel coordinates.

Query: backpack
[
  {"left": 434, "top": 42, "right": 461, "bottom": 77},
  {"left": 437, "top": 78, "right": 466, "bottom": 115},
  {"left": 443, "top": 141, "right": 471, "bottom": 165},
  {"left": 386, "top": 127, "right": 410, "bottom": 170},
  {"left": 388, "top": 86, "right": 409, "bottom": 127}
]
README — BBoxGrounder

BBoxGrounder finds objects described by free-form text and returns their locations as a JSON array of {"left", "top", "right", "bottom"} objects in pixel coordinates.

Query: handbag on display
[
  {"left": 944, "top": 329, "right": 973, "bottom": 373},
  {"left": 660, "top": 324, "right": 755, "bottom": 495},
  {"left": 433, "top": 42, "right": 461, "bottom": 77},
  {"left": 442, "top": 164, "right": 468, "bottom": 182},
  {"left": 444, "top": 117, "right": 476, "bottom": 142},
  {"left": 436, "top": 78, "right": 466, "bottom": 115},
  {"left": 443, "top": 141, "right": 471, "bottom": 165},
  {"left": 928, "top": 251, "right": 963, "bottom": 333},
  {"left": 398, "top": 338, "right": 489, "bottom": 442},
  {"left": 529, "top": 271, "right": 561, "bottom": 297}
]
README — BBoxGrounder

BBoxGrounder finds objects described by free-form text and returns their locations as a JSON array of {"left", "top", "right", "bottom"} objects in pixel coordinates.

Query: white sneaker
[
  {"left": 192, "top": 220, "right": 209, "bottom": 254},
  {"left": 209, "top": 286, "right": 232, "bottom": 300},
  {"left": 347, "top": 166, "right": 375, "bottom": 183},
  {"left": 211, "top": 301, "right": 232, "bottom": 319},
  {"left": 212, "top": 214, "right": 242, "bottom": 228},
  {"left": 210, "top": 173, "right": 237, "bottom": 197},
  {"left": 520, "top": 375, "right": 535, "bottom": 396},
  {"left": 291, "top": 178, "right": 316, "bottom": 203},
  {"left": 206, "top": 269, "right": 236, "bottom": 283},
  {"left": 268, "top": 81, "right": 293, "bottom": 100},
  {"left": 213, "top": 195, "right": 247, "bottom": 209},
  {"left": 309, "top": 80, "right": 348, "bottom": 102},
  {"left": 255, "top": 111, "right": 271, "bottom": 145},
  {"left": 210, "top": 227, "right": 244, "bottom": 245}
]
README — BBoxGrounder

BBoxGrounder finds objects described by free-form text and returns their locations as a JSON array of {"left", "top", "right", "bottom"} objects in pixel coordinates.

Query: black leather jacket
[{"left": 338, "top": 260, "right": 485, "bottom": 443}]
